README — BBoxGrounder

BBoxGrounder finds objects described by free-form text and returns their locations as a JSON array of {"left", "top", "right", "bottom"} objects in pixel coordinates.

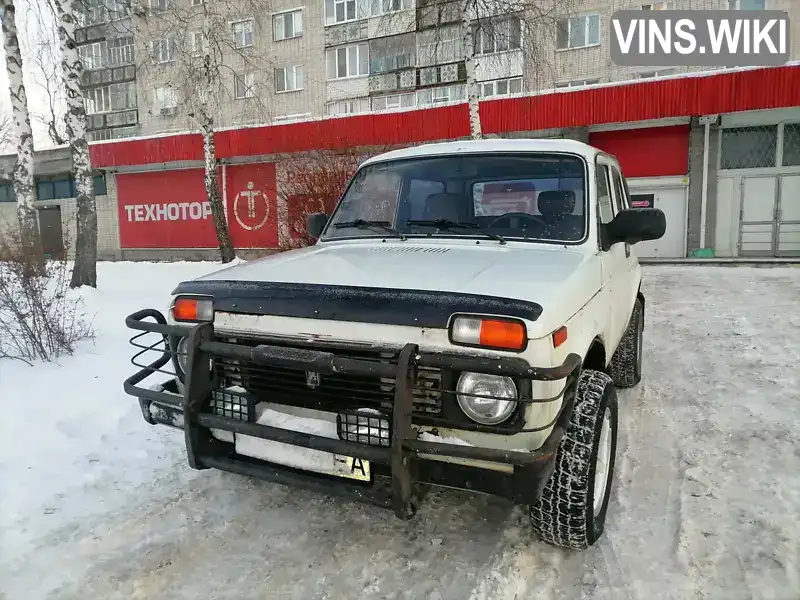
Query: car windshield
[{"left": 322, "top": 153, "right": 587, "bottom": 243}]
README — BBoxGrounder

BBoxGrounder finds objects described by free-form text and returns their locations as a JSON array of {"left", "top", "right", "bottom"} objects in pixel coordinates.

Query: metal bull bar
[{"left": 124, "top": 309, "right": 583, "bottom": 519}]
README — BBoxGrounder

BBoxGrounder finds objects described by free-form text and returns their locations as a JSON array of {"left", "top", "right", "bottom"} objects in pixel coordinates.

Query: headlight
[
  {"left": 456, "top": 372, "right": 518, "bottom": 425},
  {"left": 176, "top": 336, "right": 189, "bottom": 373}
]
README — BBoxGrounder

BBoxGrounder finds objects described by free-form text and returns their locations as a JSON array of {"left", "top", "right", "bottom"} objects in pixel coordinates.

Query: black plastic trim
[{"left": 170, "top": 280, "right": 543, "bottom": 327}]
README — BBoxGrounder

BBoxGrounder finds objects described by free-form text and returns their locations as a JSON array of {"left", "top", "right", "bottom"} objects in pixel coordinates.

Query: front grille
[{"left": 214, "top": 338, "right": 444, "bottom": 417}]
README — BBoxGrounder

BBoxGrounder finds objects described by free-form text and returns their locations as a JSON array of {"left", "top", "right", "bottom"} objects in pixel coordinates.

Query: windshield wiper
[
  {"left": 333, "top": 219, "right": 405, "bottom": 239},
  {"left": 406, "top": 219, "right": 505, "bottom": 245}
]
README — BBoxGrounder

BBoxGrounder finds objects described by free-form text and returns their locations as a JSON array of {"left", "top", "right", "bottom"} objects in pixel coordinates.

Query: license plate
[
  {"left": 332, "top": 455, "right": 371, "bottom": 482},
  {"left": 235, "top": 434, "right": 371, "bottom": 482}
]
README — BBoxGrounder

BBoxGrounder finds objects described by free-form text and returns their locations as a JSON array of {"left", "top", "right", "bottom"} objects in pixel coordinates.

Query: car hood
[{"left": 189, "top": 240, "right": 601, "bottom": 334}]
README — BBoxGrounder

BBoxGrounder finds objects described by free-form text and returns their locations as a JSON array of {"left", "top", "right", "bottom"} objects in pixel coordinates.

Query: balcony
[
  {"left": 81, "top": 65, "right": 137, "bottom": 88},
  {"left": 86, "top": 109, "right": 139, "bottom": 132},
  {"left": 368, "top": 69, "right": 417, "bottom": 94},
  {"left": 325, "top": 20, "right": 369, "bottom": 47}
]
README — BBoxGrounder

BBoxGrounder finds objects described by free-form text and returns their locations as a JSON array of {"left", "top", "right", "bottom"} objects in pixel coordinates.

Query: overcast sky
[{"left": 0, "top": 0, "right": 63, "bottom": 153}]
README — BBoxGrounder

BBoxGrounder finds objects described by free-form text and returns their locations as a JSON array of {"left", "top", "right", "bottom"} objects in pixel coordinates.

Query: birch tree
[
  {"left": 0, "top": 0, "right": 44, "bottom": 267},
  {"left": 52, "top": 0, "right": 98, "bottom": 288}
]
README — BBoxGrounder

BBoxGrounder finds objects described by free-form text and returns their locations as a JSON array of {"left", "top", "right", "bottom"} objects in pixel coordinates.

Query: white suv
[{"left": 125, "top": 139, "right": 665, "bottom": 551}]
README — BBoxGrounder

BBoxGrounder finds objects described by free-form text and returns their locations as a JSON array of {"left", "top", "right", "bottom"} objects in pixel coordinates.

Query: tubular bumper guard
[{"left": 124, "top": 309, "right": 582, "bottom": 518}]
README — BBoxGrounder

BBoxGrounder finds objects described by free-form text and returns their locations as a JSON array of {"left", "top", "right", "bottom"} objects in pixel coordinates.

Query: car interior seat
[{"left": 536, "top": 190, "right": 584, "bottom": 241}]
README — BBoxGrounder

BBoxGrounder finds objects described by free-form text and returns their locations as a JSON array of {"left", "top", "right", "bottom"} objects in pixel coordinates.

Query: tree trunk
[
  {"left": 461, "top": 1, "right": 482, "bottom": 140},
  {"left": 55, "top": 0, "right": 98, "bottom": 288},
  {"left": 201, "top": 115, "right": 235, "bottom": 263},
  {"left": 1, "top": 0, "right": 45, "bottom": 268}
]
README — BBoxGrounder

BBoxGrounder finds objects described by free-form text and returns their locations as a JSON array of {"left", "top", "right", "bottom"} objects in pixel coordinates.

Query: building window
[
  {"left": 149, "top": 0, "right": 171, "bottom": 13},
  {"left": 0, "top": 182, "right": 15, "bottom": 203},
  {"left": 369, "top": 33, "right": 415, "bottom": 74},
  {"left": 480, "top": 77, "right": 522, "bottom": 98},
  {"left": 274, "top": 9, "right": 303, "bottom": 41},
  {"left": 107, "top": 36, "right": 134, "bottom": 66},
  {"left": 417, "top": 83, "right": 465, "bottom": 107},
  {"left": 371, "top": 92, "right": 415, "bottom": 111},
  {"left": 325, "top": 0, "right": 357, "bottom": 25},
  {"left": 151, "top": 38, "right": 175, "bottom": 63},
  {"left": 82, "top": 38, "right": 134, "bottom": 69},
  {"left": 326, "top": 43, "right": 368, "bottom": 79},
  {"left": 234, "top": 72, "right": 255, "bottom": 98},
  {"left": 782, "top": 123, "right": 800, "bottom": 167},
  {"left": 325, "top": 97, "right": 371, "bottom": 116},
  {"left": 232, "top": 19, "right": 254, "bottom": 49},
  {"left": 33, "top": 173, "right": 107, "bottom": 201},
  {"left": 275, "top": 65, "right": 303, "bottom": 92},
  {"left": 556, "top": 14, "right": 601, "bottom": 50},
  {"left": 728, "top": 0, "right": 765, "bottom": 8},
  {"left": 555, "top": 78, "right": 600, "bottom": 88},
  {"left": 370, "top": 0, "right": 406, "bottom": 16},
  {"left": 642, "top": 1, "right": 674, "bottom": 8},
  {"left": 85, "top": 86, "right": 111, "bottom": 113},
  {"left": 153, "top": 86, "right": 178, "bottom": 109},
  {"left": 474, "top": 17, "right": 522, "bottom": 55},
  {"left": 189, "top": 31, "right": 205, "bottom": 56},
  {"left": 84, "top": 82, "right": 136, "bottom": 114},
  {"left": 636, "top": 69, "right": 677, "bottom": 78},
  {"left": 720, "top": 126, "right": 778, "bottom": 169}
]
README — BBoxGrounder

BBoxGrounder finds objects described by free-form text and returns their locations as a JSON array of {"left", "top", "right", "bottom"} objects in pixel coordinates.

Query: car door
[
  {"left": 608, "top": 162, "right": 641, "bottom": 331},
  {"left": 595, "top": 157, "right": 629, "bottom": 354}
]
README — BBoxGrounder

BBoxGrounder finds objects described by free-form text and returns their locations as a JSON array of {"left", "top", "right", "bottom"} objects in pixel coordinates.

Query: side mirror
[
  {"left": 605, "top": 208, "right": 666, "bottom": 248},
  {"left": 306, "top": 212, "right": 329, "bottom": 239}
]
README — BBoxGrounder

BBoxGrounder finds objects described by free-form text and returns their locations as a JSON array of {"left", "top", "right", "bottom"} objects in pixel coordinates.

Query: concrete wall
[{"left": 686, "top": 116, "right": 721, "bottom": 253}]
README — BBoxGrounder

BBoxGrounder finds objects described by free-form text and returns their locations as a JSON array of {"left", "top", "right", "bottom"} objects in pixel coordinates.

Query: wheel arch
[
  {"left": 582, "top": 336, "right": 607, "bottom": 372},
  {"left": 637, "top": 288, "right": 645, "bottom": 322}
]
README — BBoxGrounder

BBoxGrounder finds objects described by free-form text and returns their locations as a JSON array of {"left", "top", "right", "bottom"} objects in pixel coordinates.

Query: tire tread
[{"left": 530, "top": 369, "right": 614, "bottom": 550}]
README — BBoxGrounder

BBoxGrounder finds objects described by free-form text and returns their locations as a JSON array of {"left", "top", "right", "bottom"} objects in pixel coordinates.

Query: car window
[
  {"left": 610, "top": 167, "right": 629, "bottom": 211},
  {"left": 323, "top": 153, "right": 588, "bottom": 243},
  {"left": 595, "top": 163, "right": 614, "bottom": 224}
]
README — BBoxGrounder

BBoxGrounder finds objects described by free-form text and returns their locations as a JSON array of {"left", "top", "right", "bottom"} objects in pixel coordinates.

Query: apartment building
[
  {"left": 12, "top": 1, "right": 787, "bottom": 262},
  {"left": 73, "top": 0, "right": 800, "bottom": 141}
]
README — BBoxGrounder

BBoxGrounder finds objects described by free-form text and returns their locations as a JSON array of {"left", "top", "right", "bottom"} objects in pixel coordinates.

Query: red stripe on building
[
  {"left": 89, "top": 65, "right": 800, "bottom": 169},
  {"left": 589, "top": 125, "right": 690, "bottom": 178},
  {"left": 91, "top": 133, "right": 202, "bottom": 169}
]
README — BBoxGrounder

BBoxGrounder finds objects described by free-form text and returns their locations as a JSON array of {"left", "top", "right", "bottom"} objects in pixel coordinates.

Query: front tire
[
  {"left": 529, "top": 370, "right": 618, "bottom": 550},
  {"left": 608, "top": 298, "right": 643, "bottom": 388}
]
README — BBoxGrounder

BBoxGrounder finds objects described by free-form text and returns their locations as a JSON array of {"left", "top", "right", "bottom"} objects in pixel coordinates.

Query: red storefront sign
[
  {"left": 225, "top": 162, "right": 277, "bottom": 248},
  {"left": 117, "top": 163, "right": 277, "bottom": 249},
  {"left": 117, "top": 168, "right": 219, "bottom": 249}
]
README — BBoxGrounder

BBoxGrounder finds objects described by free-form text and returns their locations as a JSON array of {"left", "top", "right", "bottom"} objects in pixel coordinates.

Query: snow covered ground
[{"left": 1, "top": 262, "right": 799, "bottom": 600}]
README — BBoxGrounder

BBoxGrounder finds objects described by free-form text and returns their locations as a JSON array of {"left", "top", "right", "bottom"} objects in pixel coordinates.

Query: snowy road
[{"left": 1, "top": 263, "right": 799, "bottom": 600}]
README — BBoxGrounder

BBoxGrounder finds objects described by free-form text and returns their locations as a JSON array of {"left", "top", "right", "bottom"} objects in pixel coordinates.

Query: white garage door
[{"left": 628, "top": 187, "right": 687, "bottom": 258}]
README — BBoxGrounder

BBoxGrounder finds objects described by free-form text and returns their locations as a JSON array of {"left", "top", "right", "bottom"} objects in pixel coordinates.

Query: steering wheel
[{"left": 487, "top": 212, "right": 549, "bottom": 231}]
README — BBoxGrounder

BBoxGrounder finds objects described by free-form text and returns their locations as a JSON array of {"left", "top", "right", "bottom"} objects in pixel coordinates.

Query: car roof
[{"left": 359, "top": 138, "right": 608, "bottom": 168}]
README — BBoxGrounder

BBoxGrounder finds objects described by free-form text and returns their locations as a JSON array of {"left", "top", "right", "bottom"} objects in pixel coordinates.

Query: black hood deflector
[{"left": 172, "top": 280, "right": 543, "bottom": 328}]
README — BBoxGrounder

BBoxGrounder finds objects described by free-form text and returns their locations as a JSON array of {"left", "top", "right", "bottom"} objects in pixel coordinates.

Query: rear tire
[
  {"left": 608, "top": 298, "right": 643, "bottom": 389},
  {"left": 529, "top": 369, "right": 618, "bottom": 550}
]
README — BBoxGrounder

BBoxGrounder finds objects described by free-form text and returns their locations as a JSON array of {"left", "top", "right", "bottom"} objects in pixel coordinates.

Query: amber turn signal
[
  {"left": 450, "top": 316, "right": 527, "bottom": 351},
  {"left": 171, "top": 296, "right": 214, "bottom": 322},
  {"left": 551, "top": 326, "right": 568, "bottom": 348}
]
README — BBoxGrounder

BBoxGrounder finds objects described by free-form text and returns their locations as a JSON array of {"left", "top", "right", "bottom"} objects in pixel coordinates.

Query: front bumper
[{"left": 124, "top": 309, "right": 582, "bottom": 518}]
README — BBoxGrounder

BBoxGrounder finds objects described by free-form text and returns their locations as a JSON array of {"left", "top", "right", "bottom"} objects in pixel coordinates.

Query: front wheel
[{"left": 529, "top": 369, "right": 618, "bottom": 550}]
